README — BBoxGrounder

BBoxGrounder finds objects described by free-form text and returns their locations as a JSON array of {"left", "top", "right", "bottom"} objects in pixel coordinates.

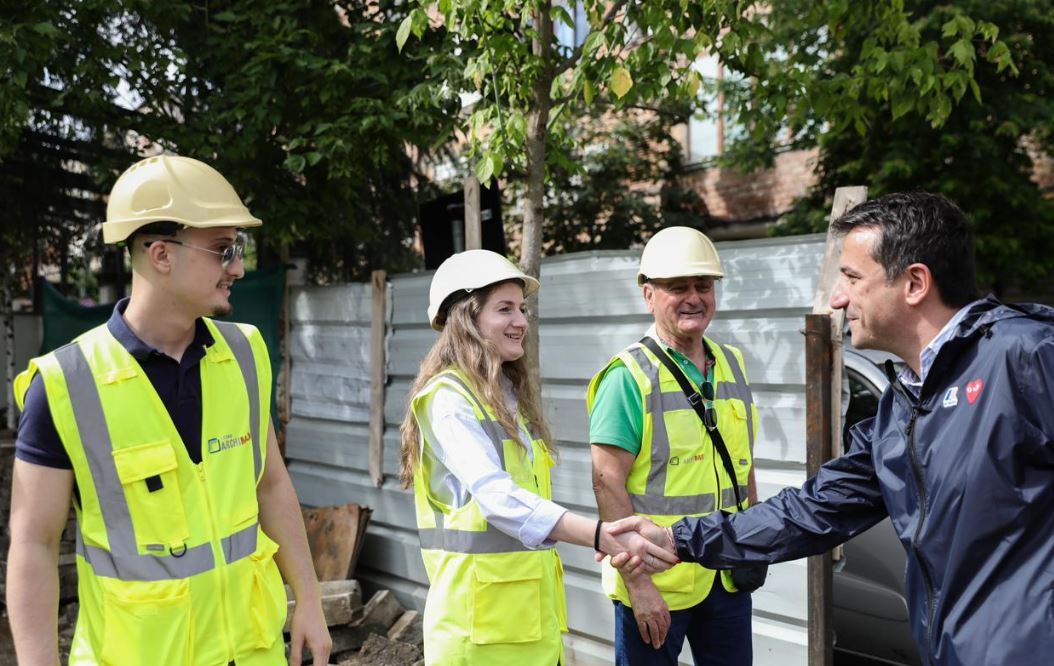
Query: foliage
[
  {"left": 399, "top": 0, "right": 1014, "bottom": 200},
  {"left": 0, "top": 0, "right": 462, "bottom": 285},
  {"left": 507, "top": 106, "right": 708, "bottom": 255},
  {"left": 775, "top": 0, "right": 1054, "bottom": 293}
]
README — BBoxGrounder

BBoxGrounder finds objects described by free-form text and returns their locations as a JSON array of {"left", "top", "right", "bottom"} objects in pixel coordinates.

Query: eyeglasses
[{"left": 144, "top": 237, "right": 245, "bottom": 269}]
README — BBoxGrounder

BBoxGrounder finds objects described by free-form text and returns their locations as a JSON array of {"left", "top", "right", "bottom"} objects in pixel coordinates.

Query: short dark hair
[
  {"left": 126, "top": 221, "right": 182, "bottom": 252},
  {"left": 831, "top": 192, "right": 979, "bottom": 308}
]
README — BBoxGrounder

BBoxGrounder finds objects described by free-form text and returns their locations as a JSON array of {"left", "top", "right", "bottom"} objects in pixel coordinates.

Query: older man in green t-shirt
[{"left": 588, "top": 227, "right": 759, "bottom": 666}]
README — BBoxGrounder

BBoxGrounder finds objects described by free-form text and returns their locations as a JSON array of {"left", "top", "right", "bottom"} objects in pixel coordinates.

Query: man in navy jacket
[{"left": 618, "top": 192, "right": 1054, "bottom": 666}]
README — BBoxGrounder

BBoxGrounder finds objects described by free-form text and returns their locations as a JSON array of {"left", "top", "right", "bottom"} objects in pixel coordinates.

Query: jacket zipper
[{"left": 904, "top": 406, "right": 937, "bottom": 663}]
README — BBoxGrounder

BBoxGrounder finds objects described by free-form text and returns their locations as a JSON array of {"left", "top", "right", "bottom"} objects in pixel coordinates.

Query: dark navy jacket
[{"left": 672, "top": 298, "right": 1054, "bottom": 666}]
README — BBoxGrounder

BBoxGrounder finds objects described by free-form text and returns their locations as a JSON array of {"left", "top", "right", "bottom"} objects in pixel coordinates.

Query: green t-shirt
[{"left": 589, "top": 343, "right": 710, "bottom": 455}]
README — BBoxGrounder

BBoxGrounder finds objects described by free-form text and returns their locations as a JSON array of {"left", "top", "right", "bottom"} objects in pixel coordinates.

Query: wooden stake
[
  {"left": 464, "top": 177, "right": 482, "bottom": 251},
  {"left": 805, "top": 313, "right": 834, "bottom": 666},
  {"left": 368, "top": 270, "right": 388, "bottom": 487}
]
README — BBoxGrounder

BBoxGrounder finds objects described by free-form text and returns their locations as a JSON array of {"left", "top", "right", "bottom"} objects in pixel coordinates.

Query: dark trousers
[{"left": 613, "top": 581, "right": 753, "bottom": 666}]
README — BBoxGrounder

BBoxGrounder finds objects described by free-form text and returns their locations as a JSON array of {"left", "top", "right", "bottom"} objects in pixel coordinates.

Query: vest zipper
[
  {"left": 198, "top": 464, "right": 236, "bottom": 660},
  {"left": 904, "top": 406, "right": 937, "bottom": 663}
]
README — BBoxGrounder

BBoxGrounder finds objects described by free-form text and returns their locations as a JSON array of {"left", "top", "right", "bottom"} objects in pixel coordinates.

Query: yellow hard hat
[
  {"left": 637, "top": 226, "right": 724, "bottom": 286},
  {"left": 427, "top": 249, "right": 539, "bottom": 330},
  {"left": 103, "top": 155, "right": 262, "bottom": 244}
]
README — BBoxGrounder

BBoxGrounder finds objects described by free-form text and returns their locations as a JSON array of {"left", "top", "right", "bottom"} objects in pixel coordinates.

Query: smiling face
[
  {"left": 643, "top": 276, "right": 717, "bottom": 346},
  {"left": 476, "top": 281, "right": 528, "bottom": 363},
  {"left": 830, "top": 226, "right": 907, "bottom": 352},
  {"left": 167, "top": 226, "right": 245, "bottom": 317}
]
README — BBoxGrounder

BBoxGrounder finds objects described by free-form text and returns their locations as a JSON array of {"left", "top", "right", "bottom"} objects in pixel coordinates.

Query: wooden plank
[
  {"left": 464, "top": 176, "right": 481, "bottom": 250},
  {"left": 805, "top": 314, "right": 833, "bottom": 666},
  {"left": 302, "top": 503, "right": 373, "bottom": 581},
  {"left": 368, "top": 270, "right": 388, "bottom": 487}
]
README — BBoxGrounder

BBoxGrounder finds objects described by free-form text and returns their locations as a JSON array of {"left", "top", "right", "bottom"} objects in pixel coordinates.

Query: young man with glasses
[
  {"left": 588, "top": 227, "right": 759, "bottom": 666},
  {"left": 7, "top": 155, "right": 331, "bottom": 665}
]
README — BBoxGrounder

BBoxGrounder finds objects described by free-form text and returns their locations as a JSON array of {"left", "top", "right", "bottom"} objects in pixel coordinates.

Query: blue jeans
[{"left": 614, "top": 580, "right": 753, "bottom": 666}]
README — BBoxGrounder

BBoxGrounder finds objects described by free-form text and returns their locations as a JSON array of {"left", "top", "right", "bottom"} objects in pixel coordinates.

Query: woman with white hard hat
[{"left": 400, "top": 249, "right": 677, "bottom": 665}]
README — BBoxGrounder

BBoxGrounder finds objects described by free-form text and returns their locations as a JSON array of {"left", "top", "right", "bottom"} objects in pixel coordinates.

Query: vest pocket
[
  {"left": 99, "top": 580, "right": 191, "bottom": 665},
  {"left": 470, "top": 553, "right": 543, "bottom": 644},
  {"left": 112, "top": 440, "right": 190, "bottom": 552},
  {"left": 236, "top": 529, "right": 286, "bottom": 653}
]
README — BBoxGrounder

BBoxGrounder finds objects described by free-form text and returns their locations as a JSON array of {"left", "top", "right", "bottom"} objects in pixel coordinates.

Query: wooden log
[
  {"left": 355, "top": 589, "right": 404, "bottom": 632},
  {"left": 387, "top": 610, "right": 423, "bottom": 647}
]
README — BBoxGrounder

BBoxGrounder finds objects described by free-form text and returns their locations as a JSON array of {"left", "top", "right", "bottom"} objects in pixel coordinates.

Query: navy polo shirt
[{"left": 15, "top": 298, "right": 215, "bottom": 468}]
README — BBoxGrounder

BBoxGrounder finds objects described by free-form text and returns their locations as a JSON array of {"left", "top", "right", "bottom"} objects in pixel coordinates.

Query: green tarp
[{"left": 39, "top": 267, "right": 286, "bottom": 420}]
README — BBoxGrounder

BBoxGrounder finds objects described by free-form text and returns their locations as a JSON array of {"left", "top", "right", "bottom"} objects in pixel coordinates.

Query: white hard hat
[
  {"left": 103, "top": 154, "right": 262, "bottom": 244},
  {"left": 637, "top": 226, "right": 724, "bottom": 286},
  {"left": 427, "top": 249, "right": 539, "bottom": 330}
]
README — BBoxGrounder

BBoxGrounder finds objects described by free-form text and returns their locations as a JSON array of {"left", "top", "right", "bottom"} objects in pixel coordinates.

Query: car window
[{"left": 844, "top": 369, "right": 882, "bottom": 436}]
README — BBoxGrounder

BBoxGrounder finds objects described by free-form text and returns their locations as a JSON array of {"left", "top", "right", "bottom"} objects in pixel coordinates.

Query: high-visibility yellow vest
[
  {"left": 587, "top": 336, "right": 757, "bottom": 611},
  {"left": 411, "top": 369, "right": 567, "bottom": 666},
  {"left": 14, "top": 319, "right": 286, "bottom": 666}
]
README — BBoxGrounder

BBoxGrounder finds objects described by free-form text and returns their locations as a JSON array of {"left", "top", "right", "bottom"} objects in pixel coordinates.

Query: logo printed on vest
[
  {"left": 942, "top": 386, "right": 959, "bottom": 408},
  {"left": 207, "top": 431, "right": 252, "bottom": 454},
  {"left": 965, "top": 379, "right": 984, "bottom": 404},
  {"left": 669, "top": 452, "right": 706, "bottom": 466}
]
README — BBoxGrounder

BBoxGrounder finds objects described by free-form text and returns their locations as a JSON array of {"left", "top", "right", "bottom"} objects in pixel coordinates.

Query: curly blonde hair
[{"left": 399, "top": 281, "right": 555, "bottom": 488}]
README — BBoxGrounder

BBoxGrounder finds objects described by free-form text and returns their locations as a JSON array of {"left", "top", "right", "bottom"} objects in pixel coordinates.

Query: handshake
[{"left": 595, "top": 516, "right": 679, "bottom": 574}]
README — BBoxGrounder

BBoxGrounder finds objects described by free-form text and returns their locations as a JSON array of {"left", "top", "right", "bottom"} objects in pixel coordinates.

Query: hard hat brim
[{"left": 103, "top": 214, "right": 263, "bottom": 244}]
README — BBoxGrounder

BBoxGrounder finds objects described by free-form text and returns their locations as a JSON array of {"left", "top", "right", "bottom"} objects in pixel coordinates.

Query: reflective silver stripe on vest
[
  {"left": 418, "top": 372, "right": 531, "bottom": 553},
  {"left": 720, "top": 486, "right": 751, "bottom": 511},
  {"left": 630, "top": 493, "right": 716, "bottom": 516},
  {"left": 720, "top": 344, "right": 755, "bottom": 452},
  {"left": 213, "top": 321, "right": 263, "bottom": 482},
  {"left": 418, "top": 526, "right": 529, "bottom": 554},
  {"left": 76, "top": 530, "right": 214, "bottom": 581},
  {"left": 626, "top": 347, "right": 675, "bottom": 501},
  {"left": 223, "top": 520, "right": 259, "bottom": 564}
]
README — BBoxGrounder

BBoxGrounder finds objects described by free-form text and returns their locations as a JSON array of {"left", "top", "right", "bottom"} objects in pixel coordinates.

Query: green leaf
[
  {"left": 582, "top": 77, "right": 594, "bottom": 104},
  {"left": 306, "top": 152, "right": 323, "bottom": 166},
  {"left": 551, "top": 5, "right": 574, "bottom": 30},
  {"left": 476, "top": 153, "right": 494, "bottom": 183},
  {"left": 31, "top": 22, "right": 61, "bottom": 36},
  {"left": 610, "top": 66, "right": 633, "bottom": 99},
  {"left": 948, "top": 39, "right": 975, "bottom": 68},
  {"left": 285, "top": 154, "right": 306, "bottom": 173},
  {"left": 891, "top": 95, "right": 914, "bottom": 120},
  {"left": 213, "top": 11, "right": 237, "bottom": 23},
  {"left": 396, "top": 15, "right": 413, "bottom": 52},
  {"left": 941, "top": 18, "right": 958, "bottom": 39}
]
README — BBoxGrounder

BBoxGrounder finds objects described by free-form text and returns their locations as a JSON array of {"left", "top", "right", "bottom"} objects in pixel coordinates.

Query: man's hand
[
  {"left": 598, "top": 516, "right": 678, "bottom": 573},
  {"left": 288, "top": 599, "right": 332, "bottom": 666},
  {"left": 624, "top": 575, "right": 671, "bottom": 650}
]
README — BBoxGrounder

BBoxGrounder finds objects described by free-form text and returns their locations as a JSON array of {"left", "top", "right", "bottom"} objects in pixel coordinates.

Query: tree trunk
[{"left": 522, "top": 0, "right": 553, "bottom": 385}]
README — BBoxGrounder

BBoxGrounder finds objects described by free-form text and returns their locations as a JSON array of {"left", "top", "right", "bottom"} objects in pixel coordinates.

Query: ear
[
  {"left": 642, "top": 284, "right": 656, "bottom": 313},
  {"left": 142, "top": 240, "right": 175, "bottom": 275},
  {"left": 902, "top": 263, "right": 932, "bottom": 306}
]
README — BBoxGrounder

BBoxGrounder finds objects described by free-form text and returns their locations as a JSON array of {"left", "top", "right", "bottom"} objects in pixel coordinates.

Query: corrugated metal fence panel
[{"left": 286, "top": 234, "right": 827, "bottom": 666}]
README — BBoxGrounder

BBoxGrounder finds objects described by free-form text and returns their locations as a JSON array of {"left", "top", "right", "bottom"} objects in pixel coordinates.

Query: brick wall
[{"left": 682, "top": 148, "right": 819, "bottom": 229}]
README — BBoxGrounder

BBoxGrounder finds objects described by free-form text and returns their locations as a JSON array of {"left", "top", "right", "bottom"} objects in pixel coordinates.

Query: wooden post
[
  {"left": 464, "top": 177, "right": 482, "bottom": 251},
  {"left": 805, "top": 313, "right": 834, "bottom": 666},
  {"left": 812, "top": 185, "right": 867, "bottom": 459},
  {"left": 368, "top": 270, "right": 388, "bottom": 488}
]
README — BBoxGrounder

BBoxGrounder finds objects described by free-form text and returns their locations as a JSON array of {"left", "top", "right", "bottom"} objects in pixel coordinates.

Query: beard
[{"left": 212, "top": 302, "right": 233, "bottom": 317}]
